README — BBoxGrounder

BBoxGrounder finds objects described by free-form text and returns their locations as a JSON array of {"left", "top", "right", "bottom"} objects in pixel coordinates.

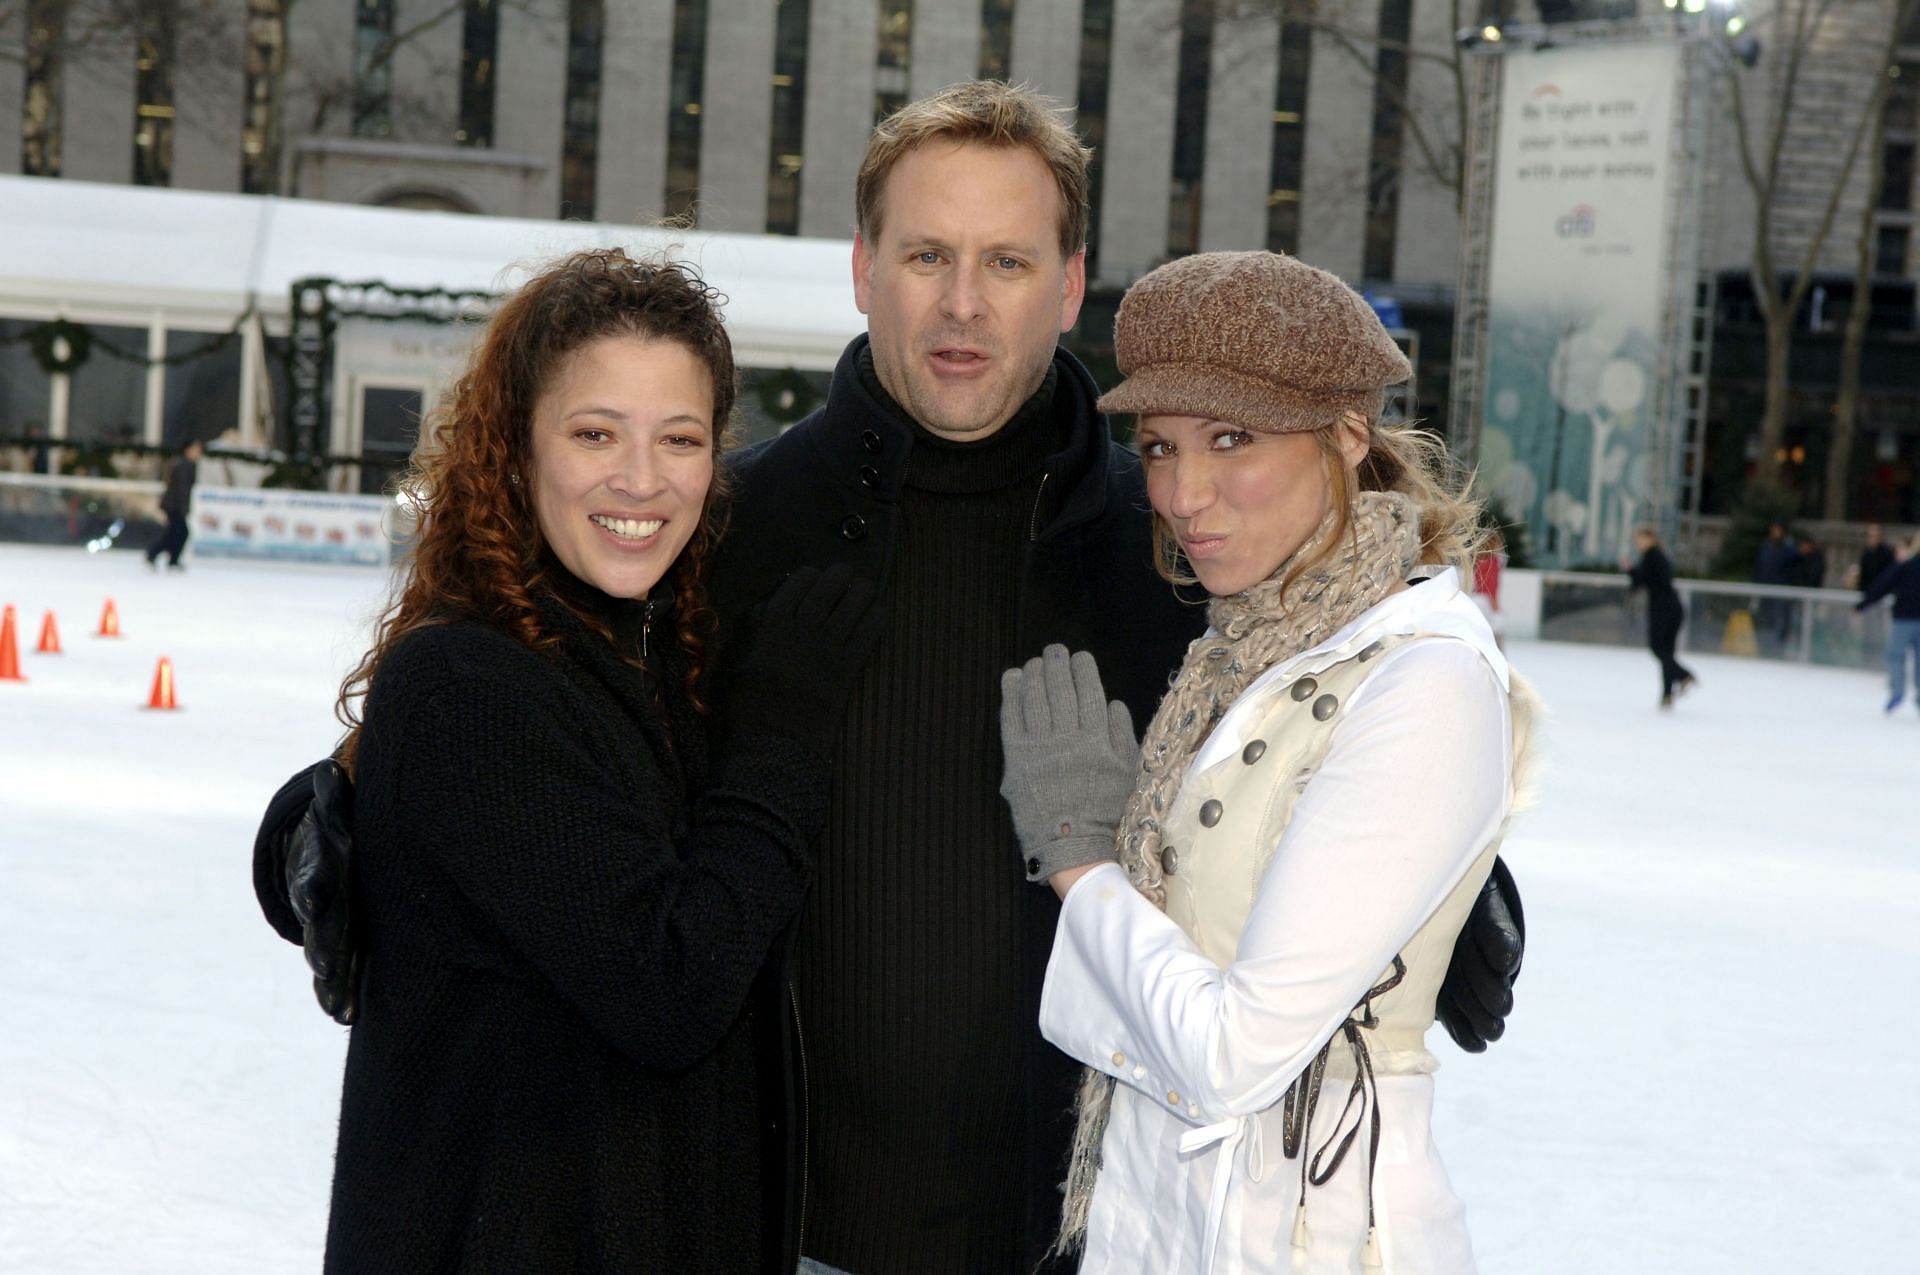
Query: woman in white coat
[{"left": 999, "top": 251, "right": 1533, "bottom": 1275}]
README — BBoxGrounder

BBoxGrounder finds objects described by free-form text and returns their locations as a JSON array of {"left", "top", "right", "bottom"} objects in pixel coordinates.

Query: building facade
[{"left": 3, "top": 0, "right": 1917, "bottom": 526}]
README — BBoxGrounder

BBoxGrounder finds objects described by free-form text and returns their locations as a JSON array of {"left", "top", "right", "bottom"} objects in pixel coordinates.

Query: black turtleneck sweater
[{"left": 792, "top": 358, "right": 1068, "bottom": 1274}]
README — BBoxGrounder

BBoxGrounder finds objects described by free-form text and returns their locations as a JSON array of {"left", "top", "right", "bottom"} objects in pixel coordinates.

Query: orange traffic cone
[
  {"left": 0, "top": 605, "right": 23, "bottom": 682},
  {"left": 146, "top": 656, "right": 178, "bottom": 710},
  {"left": 97, "top": 598, "right": 122, "bottom": 638},
  {"left": 36, "top": 610, "right": 61, "bottom": 654}
]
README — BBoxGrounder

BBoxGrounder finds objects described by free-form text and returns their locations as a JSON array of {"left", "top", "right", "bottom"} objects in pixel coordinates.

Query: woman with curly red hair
[{"left": 260, "top": 248, "right": 880, "bottom": 1272}]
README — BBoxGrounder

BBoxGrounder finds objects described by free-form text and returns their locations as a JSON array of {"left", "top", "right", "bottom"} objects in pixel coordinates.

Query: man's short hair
[{"left": 856, "top": 80, "right": 1092, "bottom": 260}]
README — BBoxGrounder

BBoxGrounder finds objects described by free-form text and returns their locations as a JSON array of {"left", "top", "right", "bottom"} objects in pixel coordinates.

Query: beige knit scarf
[{"left": 1055, "top": 488, "right": 1423, "bottom": 1251}]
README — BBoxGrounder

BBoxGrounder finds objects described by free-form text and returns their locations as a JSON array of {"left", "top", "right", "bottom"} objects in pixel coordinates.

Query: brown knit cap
[{"left": 1096, "top": 250, "right": 1411, "bottom": 433}]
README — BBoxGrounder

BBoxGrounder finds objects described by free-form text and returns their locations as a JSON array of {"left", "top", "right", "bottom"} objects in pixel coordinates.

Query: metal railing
[{"left": 1535, "top": 569, "right": 1891, "bottom": 672}]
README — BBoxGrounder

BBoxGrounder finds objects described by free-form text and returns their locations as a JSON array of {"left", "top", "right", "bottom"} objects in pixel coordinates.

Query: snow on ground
[{"left": 1, "top": 542, "right": 1916, "bottom": 1272}]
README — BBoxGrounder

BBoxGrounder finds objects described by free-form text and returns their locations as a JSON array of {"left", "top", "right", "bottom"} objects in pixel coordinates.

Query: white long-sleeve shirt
[{"left": 1040, "top": 574, "right": 1513, "bottom": 1274}]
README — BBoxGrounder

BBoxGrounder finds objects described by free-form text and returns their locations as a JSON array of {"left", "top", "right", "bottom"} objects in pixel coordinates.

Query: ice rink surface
[{"left": 2, "top": 542, "right": 1916, "bottom": 1272}]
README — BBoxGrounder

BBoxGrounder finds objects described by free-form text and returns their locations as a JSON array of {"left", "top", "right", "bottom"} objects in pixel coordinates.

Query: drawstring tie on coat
[
  {"left": 1284, "top": 957, "right": 1406, "bottom": 1269},
  {"left": 1177, "top": 957, "right": 1405, "bottom": 1273}
]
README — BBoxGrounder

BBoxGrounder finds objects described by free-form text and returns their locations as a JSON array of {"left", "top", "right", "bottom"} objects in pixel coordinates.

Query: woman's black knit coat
[{"left": 320, "top": 586, "right": 828, "bottom": 1273}]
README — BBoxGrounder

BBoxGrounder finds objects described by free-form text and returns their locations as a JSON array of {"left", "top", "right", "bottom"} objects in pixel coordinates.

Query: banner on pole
[
  {"left": 190, "top": 487, "right": 393, "bottom": 567},
  {"left": 1478, "top": 42, "right": 1680, "bottom": 567}
]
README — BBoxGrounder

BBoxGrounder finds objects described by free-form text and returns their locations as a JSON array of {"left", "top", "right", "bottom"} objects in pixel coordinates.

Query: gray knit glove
[{"left": 998, "top": 645, "right": 1138, "bottom": 883}]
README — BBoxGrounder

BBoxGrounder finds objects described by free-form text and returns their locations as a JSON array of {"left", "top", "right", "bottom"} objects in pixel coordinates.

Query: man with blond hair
[
  {"left": 709, "top": 81, "right": 1200, "bottom": 1273},
  {"left": 259, "top": 80, "right": 1521, "bottom": 1274}
]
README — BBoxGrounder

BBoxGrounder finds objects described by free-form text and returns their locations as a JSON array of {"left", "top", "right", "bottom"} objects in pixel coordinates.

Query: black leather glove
[
  {"left": 725, "top": 563, "right": 885, "bottom": 753},
  {"left": 1437, "top": 854, "right": 1525, "bottom": 1053},
  {"left": 285, "top": 760, "right": 361, "bottom": 1025}
]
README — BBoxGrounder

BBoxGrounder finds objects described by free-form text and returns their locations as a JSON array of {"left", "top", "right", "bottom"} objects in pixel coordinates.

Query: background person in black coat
[
  {"left": 1856, "top": 523, "right": 1896, "bottom": 595},
  {"left": 254, "top": 249, "right": 879, "bottom": 1273},
  {"left": 145, "top": 437, "right": 201, "bottom": 569},
  {"left": 1855, "top": 534, "right": 1920, "bottom": 712},
  {"left": 1625, "top": 524, "right": 1696, "bottom": 709}
]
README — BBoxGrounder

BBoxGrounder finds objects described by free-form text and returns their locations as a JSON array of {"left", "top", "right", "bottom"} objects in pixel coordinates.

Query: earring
[{"left": 509, "top": 470, "right": 522, "bottom": 486}]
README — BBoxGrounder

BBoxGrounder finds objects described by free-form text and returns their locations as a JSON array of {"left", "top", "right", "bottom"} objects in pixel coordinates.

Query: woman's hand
[
  {"left": 725, "top": 564, "right": 886, "bottom": 753},
  {"left": 998, "top": 645, "right": 1138, "bottom": 885}
]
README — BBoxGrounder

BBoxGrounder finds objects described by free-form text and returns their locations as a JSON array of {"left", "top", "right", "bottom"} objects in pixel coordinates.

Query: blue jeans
[{"left": 1889, "top": 619, "right": 1920, "bottom": 703}]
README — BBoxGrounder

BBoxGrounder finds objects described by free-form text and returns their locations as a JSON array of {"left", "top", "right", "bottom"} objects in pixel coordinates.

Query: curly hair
[{"left": 335, "top": 248, "right": 738, "bottom": 774}]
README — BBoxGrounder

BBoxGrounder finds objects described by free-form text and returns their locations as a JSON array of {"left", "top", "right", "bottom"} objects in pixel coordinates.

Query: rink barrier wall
[
  {"left": 189, "top": 487, "right": 395, "bottom": 568},
  {"left": 1503, "top": 568, "right": 1892, "bottom": 672}
]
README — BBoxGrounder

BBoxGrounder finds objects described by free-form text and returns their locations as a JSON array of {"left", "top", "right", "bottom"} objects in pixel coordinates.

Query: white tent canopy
[{"left": 0, "top": 174, "right": 865, "bottom": 371}]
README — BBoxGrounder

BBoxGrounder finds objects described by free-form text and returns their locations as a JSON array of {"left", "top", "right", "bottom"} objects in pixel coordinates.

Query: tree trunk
[
  {"left": 1753, "top": 309, "right": 1795, "bottom": 490},
  {"left": 1825, "top": 122, "right": 1885, "bottom": 521},
  {"left": 1825, "top": 0, "right": 1917, "bottom": 521}
]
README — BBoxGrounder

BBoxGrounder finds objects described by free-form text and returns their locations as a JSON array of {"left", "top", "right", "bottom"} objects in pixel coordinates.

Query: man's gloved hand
[
  {"left": 1437, "top": 855, "right": 1525, "bottom": 1053},
  {"left": 726, "top": 563, "right": 886, "bottom": 755},
  {"left": 998, "top": 645, "right": 1138, "bottom": 883},
  {"left": 285, "top": 759, "right": 361, "bottom": 1026}
]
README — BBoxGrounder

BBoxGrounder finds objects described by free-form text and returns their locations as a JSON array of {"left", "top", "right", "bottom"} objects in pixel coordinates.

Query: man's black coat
[{"left": 707, "top": 335, "right": 1205, "bottom": 1271}]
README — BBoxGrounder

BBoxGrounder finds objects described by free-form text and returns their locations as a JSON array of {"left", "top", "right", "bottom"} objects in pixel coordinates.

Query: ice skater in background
[
  {"left": 1856, "top": 533, "right": 1920, "bottom": 714},
  {"left": 251, "top": 248, "right": 881, "bottom": 1272},
  {"left": 144, "top": 438, "right": 201, "bottom": 570},
  {"left": 1625, "top": 523, "right": 1696, "bottom": 710},
  {"left": 996, "top": 251, "right": 1534, "bottom": 1274}
]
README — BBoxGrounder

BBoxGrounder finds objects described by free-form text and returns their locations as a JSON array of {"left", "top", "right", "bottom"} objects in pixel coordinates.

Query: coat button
[
  {"left": 1161, "top": 845, "right": 1179, "bottom": 874},
  {"left": 1359, "top": 640, "right": 1385, "bottom": 661},
  {"left": 1241, "top": 739, "right": 1267, "bottom": 764},
  {"left": 1290, "top": 677, "right": 1319, "bottom": 702},
  {"left": 1132, "top": 1064, "right": 1147, "bottom": 1080},
  {"left": 1188, "top": 1103, "right": 1201, "bottom": 1118},
  {"left": 1166, "top": 1089, "right": 1181, "bottom": 1106},
  {"left": 1112, "top": 1051, "right": 1126, "bottom": 1066},
  {"left": 858, "top": 464, "right": 881, "bottom": 490},
  {"left": 861, "top": 429, "right": 883, "bottom": 454},
  {"left": 1025, "top": 856, "right": 1041, "bottom": 877},
  {"left": 1198, "top": 800, "right": 1223, "bottom": 828},
  {"left": 840, "top": 514, "right": 867, "bottom": 541},
  {"left": 1313, "top": 693, "right": 1339, "bottom": 721}
]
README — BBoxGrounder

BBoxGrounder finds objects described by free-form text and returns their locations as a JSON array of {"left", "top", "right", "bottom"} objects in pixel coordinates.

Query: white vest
[{"left": 1161, "top": 631, "right": 1504, "bottom": 1078}]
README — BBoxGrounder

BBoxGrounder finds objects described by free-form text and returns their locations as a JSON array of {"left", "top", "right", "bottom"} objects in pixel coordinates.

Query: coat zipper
[
  {"left": 788, "top": 980, "right": 811, "bottom": 1258},
  {"left": 1028, "top": 471, "right": 1051, "bottom": 542}
]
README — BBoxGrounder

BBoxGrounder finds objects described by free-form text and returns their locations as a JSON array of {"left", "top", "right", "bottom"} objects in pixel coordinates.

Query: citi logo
[{"left": 1556, "top": 204, "right": 1596, "bottom": 238}]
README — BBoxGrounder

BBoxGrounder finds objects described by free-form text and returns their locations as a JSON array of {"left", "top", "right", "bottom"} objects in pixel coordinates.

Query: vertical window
[
  {"left": 664, "top": 0, "right": 708, "bottom": 222},
  {"left": 242, "top": 0, "right": 286, "bottom": 193},
  {"left": 874, "top": 0, "right": 911, "bottom": 123},
  {"left": 1882, "top": 141, "right": 1915, "bottom": 213},
  {"left": 765, "top": 0, "right": 811, "bottom": 235},
  {"left": 978, "top": 0, "right": 1015, "bottom": 82},
  {"left": 132, "top": 0, "right": 176, "bottom": 187},
  {"left": 459, "top": 0, "right": 499, "bottom": 147},
  {"left": 1363, "top": 0, "right": 1412, "bottom": 281},
  {"left": 1165, "top": 0, "right": 1214, "bottom": 258},
  {"left": 1077, "top": 0, "right": 1115, "bottom": 276},
  {"left": 22, "top": 0, "right": 64, "bottom": 177},
  {"left": 354, "top": 0, "right": 396, "bottom": 139},
  {"left": 1266, "top": 18, "right": 1312, "bottom": 254},
  {"left": 560, "top": 0, "right": 604, "bottom": 218},
  {"left": 1876, "top": 225, "right": 1910, "bottom": 276},
  {"left": 68, "top": 324, "right": 151, "bottom": 447},
  {"left": 1887, "top": 63, "right": 1917, "bottom": 133}
]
